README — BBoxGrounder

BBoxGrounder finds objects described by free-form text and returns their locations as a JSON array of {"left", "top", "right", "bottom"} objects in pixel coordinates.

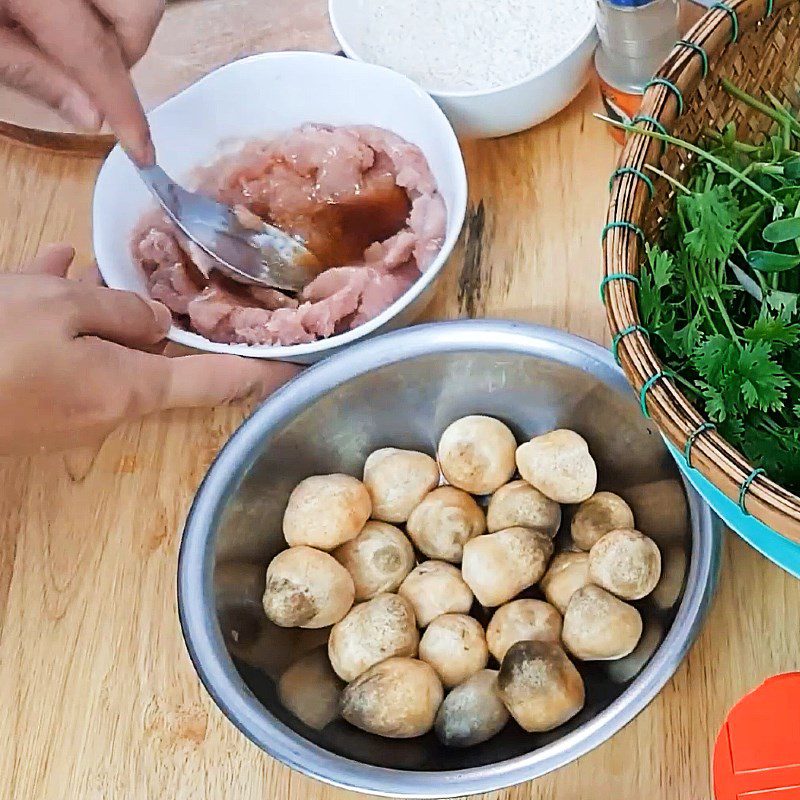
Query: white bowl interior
[
  {"left": 92, "top": 52, "right": 467, "bottom": 359},
  {"left": 328, "top": 0, "right": 596, "bottom": 97}
]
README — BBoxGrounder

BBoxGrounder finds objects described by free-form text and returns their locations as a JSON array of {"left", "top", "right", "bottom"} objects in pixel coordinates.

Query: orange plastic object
[
  {"left": 597, "top": 76, "right": 642, "bottom": 146},
  {"left": 713, "top": 673, "right": 800, "bottom": 800}
]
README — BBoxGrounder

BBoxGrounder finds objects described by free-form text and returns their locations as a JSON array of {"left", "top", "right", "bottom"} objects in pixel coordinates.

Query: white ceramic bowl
[
  {"left": 328, "top": 0, "right": 599, "bottom": 139},
  {"left": 93, "top": 51, "right": 467, "bottom": 363}
]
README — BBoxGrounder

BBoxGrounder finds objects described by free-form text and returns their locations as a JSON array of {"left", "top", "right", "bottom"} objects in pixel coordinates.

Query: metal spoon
[{"left": 134, "top": 162, "right": 323, "bottom": 292}]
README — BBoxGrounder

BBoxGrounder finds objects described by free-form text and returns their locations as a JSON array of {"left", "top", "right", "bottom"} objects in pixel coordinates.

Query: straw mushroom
[
  {"left": 437, "top": 415, "right": 517, "bottom": 494},
  {"left": 419, "top": 614, "right": 489, "bottom": 688},
  {"left": 486, "top": 479, "right": 561, "bottom": 536},
  {"left": 333, "top": 521, "right": 415, "bottom": 600},
  {"left": 328, "top": 593, "right": 419, "bottom": 682},
  {"left": 434, "top": 669, "right": 510, "bottom": 748},
  {"left": 497, "top": 640, "right": 585, "bottom": 732},
  {"left": 278, "top": 646, "right": 344, "bottom": 730},
  {"left": 283, "top": 474, "right": 371, "bottom": 550},
  {"left": 589, "top": 528, "right": 662, "bottom": 600},
  {"left": 461, "top": 527, "right": 553, "bottom": 608},
  {"left": 486, "top": 599, "right": 562, "bottom": 662},
  {"left": 263, "top": 546, "right": 355, "bottom": 629},
  {"left": 363, "top": 448, "right": 440, "bottom": 523},
  {"left": 406, "top": 486, "right": 486, "bottom": 563},
  {"left": 515, "top": 430, "right": 597, "bottom": 503},
  {"left": 399, "top": 561, "right": 474, "bottom": 627},
  {"left": 540, "top": 552, "right": 591, "bottom": 614},
  {"left": 340, "top": 657, "right": 444, "bottom": 738},
  {"left": 571, "top": 492, "right": 635, "bottom": 551},
  {"left": 562, "top": 585, "right": 643, "bottom": 661}
]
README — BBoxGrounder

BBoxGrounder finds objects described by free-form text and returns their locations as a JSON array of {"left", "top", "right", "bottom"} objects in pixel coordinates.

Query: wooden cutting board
[{"left": 0, "top": 0, "right": 339, "bottom": 156}]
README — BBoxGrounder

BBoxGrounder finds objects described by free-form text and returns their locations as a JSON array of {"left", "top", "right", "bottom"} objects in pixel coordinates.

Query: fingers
[
  {"left": 8, "top": 0, "right": 153, "bottom": 164},
  {"left": 74, "top": 340, "right": 300, "bottom": 434},
  {"left": 75, "top": 261, "right": 104, "bottom": 286},
  {"left": 0, "top": 27, "right": 101, "bottom": 130},
  {"left": 91, "top": 0, "right": 165, "bottom": 66},
  {"left": 158, "top": 355, "right": 301, "bottom": 410},
  {"left": 27, "top": 244, "right": 76, "bottom": 277},
  {"left": 66, "top": 284, "right": 172, "bottom": 347}
]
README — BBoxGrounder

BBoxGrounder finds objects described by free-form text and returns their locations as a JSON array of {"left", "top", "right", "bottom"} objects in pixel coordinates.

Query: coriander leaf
[
  {"left": 700, "top": 383, "right": 729, "bottom": 421},
  {"left": 679, "top": 185, "right": 738, "bottom": 265},
  {"left": 736, "top": 341, "right": 788, "bottom": 412},
  {"left": 693, "top": 334, "right": 737, "bottom": 384},
  {"left": 741, "top": 426, "right": 800, "bottom": 489},
  {"left": 743, "top": 316, "right": 800, "bottom": 351},
  {"left": 673, "top": 317, "right": 702, "bottom": 354},
  {"left": 648, "top": 244, "right": 675, "bottom": 289},
  {"left": 794, "top": 402, "right": 800, "bottom": 418},
  {"left": 640, "top": 245, "right": 677, "bottom": 333},
  {"left": 765, "top": 290, "right": 799, "bottom": 320},
  {"left": 720, "top": 415, "right": 745, "bottom": 442}
]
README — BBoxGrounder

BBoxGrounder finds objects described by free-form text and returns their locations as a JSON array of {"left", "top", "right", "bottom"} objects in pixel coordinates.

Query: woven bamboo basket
[{"left": 603, "top": 0, "right": 800, "bottom": 542}]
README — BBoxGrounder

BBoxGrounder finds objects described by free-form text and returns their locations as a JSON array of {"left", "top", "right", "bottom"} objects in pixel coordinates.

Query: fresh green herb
[
  {"left": 600, "top": 83, "right": 800, "bottom": 492},
  {"left": 747, "top": 251, "right": 800, "bottom": 272}
]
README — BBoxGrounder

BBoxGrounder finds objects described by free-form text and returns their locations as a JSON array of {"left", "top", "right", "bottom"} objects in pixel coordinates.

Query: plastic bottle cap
[
  {"left": 601, "top": 0, "right": 659, "bottom": 6},
  {"left": 713, "top": 673, "right": 800, "bottom": 800}
]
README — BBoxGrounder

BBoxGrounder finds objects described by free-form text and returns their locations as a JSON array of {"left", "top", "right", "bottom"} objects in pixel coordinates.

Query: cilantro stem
[
  {"left": 737, "top": 206, "right": 765, "bottom": 240},
  {"left": 722, "top": 78, "right": 800, "bottom": 135},
  {"left": 705, "top": 133, "right": 760, "bottom": 154},
  {"left": 729, "top": 162, "right": 756, "bottom": 190},
  {"left": 668, "top": 369, "right": 702, "bottom": 397},
  {"left": 645, "top": 164, "right": 690, "bottom": 193},
  {"left": 594, "top": 114, "right": 780, "bottom": 204},
  {"left": 677, "top": 206, "right": 719, "bottom": 333},
  {"left": 709, "top": 281, "right": 741, "bottom": 344}
]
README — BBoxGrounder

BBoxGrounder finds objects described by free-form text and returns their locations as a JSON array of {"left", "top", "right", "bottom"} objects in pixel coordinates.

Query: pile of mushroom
[{"left": 260, "top": 415, "right": 663, "bottom": 746}]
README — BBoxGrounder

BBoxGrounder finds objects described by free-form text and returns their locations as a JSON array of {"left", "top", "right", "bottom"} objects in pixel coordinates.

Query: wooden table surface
[{"left": 1, "top": 79, "right": 798, "bottom": 800}]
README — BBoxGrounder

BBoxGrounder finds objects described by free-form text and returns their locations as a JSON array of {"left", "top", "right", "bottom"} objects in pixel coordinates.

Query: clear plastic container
[{"left": 595, "top": 0, "right": 680, "bottom": 93}]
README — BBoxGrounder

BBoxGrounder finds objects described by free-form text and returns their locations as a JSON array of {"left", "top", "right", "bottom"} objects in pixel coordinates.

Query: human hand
[
  {"left": 0, "top": 245, "right": 300, "bottom": 455},
  {"left": 0, "top": 0, "right": 165, "bottom": 164}
]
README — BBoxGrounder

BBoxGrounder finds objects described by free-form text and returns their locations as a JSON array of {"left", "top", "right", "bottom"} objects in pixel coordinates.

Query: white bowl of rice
[{"left": 329, "top": 0, "right": 598, "bottom": 139}]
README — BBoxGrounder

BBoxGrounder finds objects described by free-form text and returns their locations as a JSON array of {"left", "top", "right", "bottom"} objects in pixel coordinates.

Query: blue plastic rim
[{"left": 666, "top": 440, "right": 800, "bottom": 579}]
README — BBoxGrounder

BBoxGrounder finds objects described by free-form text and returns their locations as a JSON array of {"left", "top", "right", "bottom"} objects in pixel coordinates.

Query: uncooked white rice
[{"left": 351, "top": 0, "right": 595, "bottom": 93}]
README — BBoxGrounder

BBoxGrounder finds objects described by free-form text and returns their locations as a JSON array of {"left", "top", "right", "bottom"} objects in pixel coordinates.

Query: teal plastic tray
[{"left": 667, "top": 441, "right": 800, "bottom": 579}]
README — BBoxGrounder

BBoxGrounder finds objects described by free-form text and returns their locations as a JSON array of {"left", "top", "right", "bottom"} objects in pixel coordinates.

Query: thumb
[{"left": 157, "top": 354, "right": 301, "bottom": 410}]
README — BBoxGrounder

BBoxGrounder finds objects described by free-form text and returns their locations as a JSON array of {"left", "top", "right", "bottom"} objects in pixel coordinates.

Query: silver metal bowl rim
[{"left": 178, "top": 319, "right": 720, "bottom": 798}]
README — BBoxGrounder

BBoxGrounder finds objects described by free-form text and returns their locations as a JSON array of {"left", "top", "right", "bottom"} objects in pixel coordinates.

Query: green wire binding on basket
[
  {"left": 600, "top": 273, "right": 641, "bottom": 302},
  {"left": 739, "top": 467, "right": 766, "bottom": 514},
  {"left": 644, "top": 77, "right": 685, "bottom": 115},
  {"left": 631, "top": 115, "right": 669, "bottom": 153},
  {"left": 639, "top": 371, "right": 668, "bottom": 418},
  {"left": 611, "top": 324, "right": 650, "bottom": 365},
  {"left": 712, "top": 1, "right": 739, "bottom": 42},
  {"left": 676, "top": 40, "right": 709, "bottom": 79},
  {"left": 609, "top": 167, "right": 655, "bottom": 199},
  {"left": 601, "top": 221, "right": 646, "bottom": 244},
  {"left": 764, "top": 0, "right": 773, "bottom": 16},
  {"left": 683, "top": 422, "right": 716, "bottom": 469}
]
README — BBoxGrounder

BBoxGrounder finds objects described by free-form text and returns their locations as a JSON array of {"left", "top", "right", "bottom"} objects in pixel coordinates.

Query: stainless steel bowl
[{"left": 178, "top": 320, "right": 720, "bottom": 798}]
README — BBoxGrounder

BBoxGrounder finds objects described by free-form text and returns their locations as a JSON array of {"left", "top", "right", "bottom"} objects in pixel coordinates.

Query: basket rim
[{"left": 602, "top": 0, "right": 800, "bottom": 542}]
